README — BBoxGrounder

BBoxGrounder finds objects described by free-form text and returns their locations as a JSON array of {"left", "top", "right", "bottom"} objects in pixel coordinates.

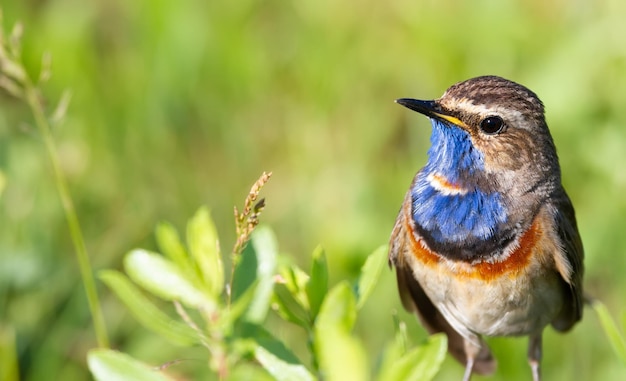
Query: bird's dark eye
[{"left": 479, "top": 116, "right": 504, "bottom": 134}]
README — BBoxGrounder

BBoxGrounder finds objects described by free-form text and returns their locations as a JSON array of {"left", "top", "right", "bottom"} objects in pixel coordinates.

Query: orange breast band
[{"left": 405, "top": 216, "right": 542, "bottom": 281}]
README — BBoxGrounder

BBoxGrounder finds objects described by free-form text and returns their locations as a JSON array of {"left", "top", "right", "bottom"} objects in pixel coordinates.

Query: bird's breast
[
  {"left": 402, "top": 206, "right": 565, "bottom": 336},
  {"left": 405, "top": 214, "right": 539, "bottom": 281}
]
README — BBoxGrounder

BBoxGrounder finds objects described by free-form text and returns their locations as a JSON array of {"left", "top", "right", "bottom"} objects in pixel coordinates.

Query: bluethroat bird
[{"left": 389, "top": 76, "right": 583, "bottom": 381}]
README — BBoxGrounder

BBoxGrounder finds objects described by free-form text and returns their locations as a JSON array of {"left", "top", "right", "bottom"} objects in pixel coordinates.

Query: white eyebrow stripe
[
  {"left": 443, "top": 98, "right": 528, "bottom": 129},
  {"left": 455, "top": 98, "right": 518, "bottom": 116}
]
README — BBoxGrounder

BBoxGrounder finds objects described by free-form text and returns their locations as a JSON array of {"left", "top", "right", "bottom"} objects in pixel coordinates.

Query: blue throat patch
[{"left": 411, "top": 119, "right": 508, "bottom": 244}]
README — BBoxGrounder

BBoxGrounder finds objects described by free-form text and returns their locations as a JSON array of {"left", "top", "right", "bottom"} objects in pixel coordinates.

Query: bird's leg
[
  {"left": 462, "top": 357, "right": 475, "bottom": 381},
  {"left": 462, "top": 338, "right": 481, "bottom": 381},
  {"left": 527, "top": 333, "right": 542, "bottom": 381}
]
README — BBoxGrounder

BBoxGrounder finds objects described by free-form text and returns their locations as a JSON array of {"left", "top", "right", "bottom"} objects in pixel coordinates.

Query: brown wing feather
[
  {"left": 389, "top": 191, "right": 495, "bottom": 375},
  {"left": 550, "top": 190, "right": 584, "bottom": 331}
]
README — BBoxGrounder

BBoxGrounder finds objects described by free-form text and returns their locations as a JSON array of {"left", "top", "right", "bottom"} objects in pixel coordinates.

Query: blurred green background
[{"left": 1, "top": 0, "right": 625, "bottom": 380}]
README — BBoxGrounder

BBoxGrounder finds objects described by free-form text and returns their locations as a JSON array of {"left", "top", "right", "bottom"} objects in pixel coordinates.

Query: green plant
[
  {"left": 0, "top": 10, "right": 108, "bottom": 349},
  {"left": 89, "top": 174, "right": 448, "bottom": 380},
  {"left": 591, "top": 300, "right": 626, "bottom": 365}
]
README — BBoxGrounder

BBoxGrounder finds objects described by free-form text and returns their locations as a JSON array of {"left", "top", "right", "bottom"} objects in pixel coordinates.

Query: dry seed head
[{"left": 242, "top": 171, "right": 272, "bottom": 217}]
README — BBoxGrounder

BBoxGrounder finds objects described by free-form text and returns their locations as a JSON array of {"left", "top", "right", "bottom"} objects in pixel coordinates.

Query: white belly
[{"left": 409, "top": 253, "right": 564, "bottom": 339}]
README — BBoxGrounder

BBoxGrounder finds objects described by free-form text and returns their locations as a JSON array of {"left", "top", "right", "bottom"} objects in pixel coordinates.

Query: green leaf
[
  {"left": 356, "top": 245, "right": 387, "bottom": 310},
  {"left": 232, "top": 242, "right": 258, "bottom": 302},
  {"left": 222, "top": 280, "right": 259, "bottom": 331},
  {"left": 246, "top": 226, "right": 278, "bottom": 323},
  {"left": 314, "top": 282, "right": 367, "bottom": 381},
  {"left": 88, "top": 349, "right": 176, "bottom": 381},
  {"left": 306, "top": 246, "right": 328, "bottom": 320},
  {"left": 281, "top": 265, "right": 312, "bottom": 310},
  {"left": 376, "top": 335, "right": 403, "bottom": 380},
  {"left": 315, "top": 327, "right": 368, "bottom": 381},
  {"left": 377, "top": 314, "right": 410, "bottom": 379},
  {"left": 273, "top": 282, "right": 311, "bottom": 328},
  {"left": 378, "top": 334, "right": 447, "bottom": 381},
  {"left": 155, "top": 221, "right": 194, "bottom": 277},
  {"left": 237, "top": 322, "right": 302, "bottom": 365},
  {"left": 592, "top": 300, "right": 626, "bottom": 364},
  {"left": 392, "top": 312, "right": 409, "bottom": 353},
  {"left": 272, "top": 264, "right": 313, "bottom": 328},
  {"left": 255, "top": 345, "right": 316, "bottom": 381},
  {"left": 187, "top": 207, "right": 224, "bottom": 297},
  {"left": 124, "top": 249, "right": 216, "bottom": 311},
  {"left": 99, "top": 270, "right": 199, "bottom": 346},
  {"left": 315, "top": 282, "right": 356, "bottom": 332}
]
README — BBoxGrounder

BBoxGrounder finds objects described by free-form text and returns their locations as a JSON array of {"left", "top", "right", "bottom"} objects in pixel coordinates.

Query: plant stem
[{"left": 23, "top": 83, "right": 109, "bottom": 348}]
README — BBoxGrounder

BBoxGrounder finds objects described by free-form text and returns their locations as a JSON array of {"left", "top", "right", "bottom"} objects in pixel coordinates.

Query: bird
[{"left": 388, "top": 76, "right": 583, "bottom": 381}]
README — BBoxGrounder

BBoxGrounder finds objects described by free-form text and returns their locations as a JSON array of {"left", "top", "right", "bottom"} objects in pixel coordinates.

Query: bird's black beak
[{"left": 395, "top": 98, "right": 467, "bottom": 128}]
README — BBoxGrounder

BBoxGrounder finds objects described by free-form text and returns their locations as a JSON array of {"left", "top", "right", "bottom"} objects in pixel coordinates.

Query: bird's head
[{"left": 398, "top": 75, "right": 560, "bottom": 199}]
